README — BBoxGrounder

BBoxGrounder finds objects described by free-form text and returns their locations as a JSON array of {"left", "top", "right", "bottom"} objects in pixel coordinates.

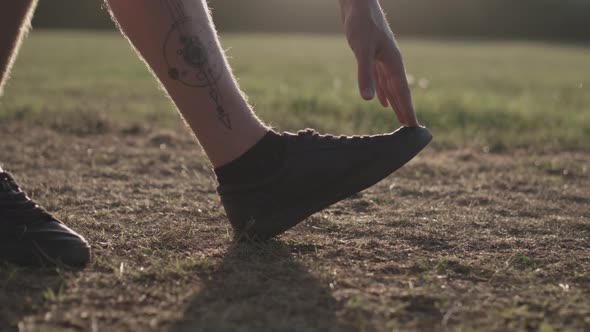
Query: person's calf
[
  {"left": 0, "top": 0, "right": 38, "bottom": 96},
  {"left": 106, "top": 0, "right": 268, "bottom": 167}
]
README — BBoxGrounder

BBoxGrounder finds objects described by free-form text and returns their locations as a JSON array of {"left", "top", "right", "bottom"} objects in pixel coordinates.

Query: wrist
[
  {"left": 339, "top": 0, "right": 374, "bottom": 22},
  {"left": 339, "top": 0, "right": 384, "bottom": 24}
]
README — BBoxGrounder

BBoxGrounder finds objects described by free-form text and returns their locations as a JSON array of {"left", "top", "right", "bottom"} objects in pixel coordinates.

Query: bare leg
[
  {"left": 0, "top": 0, "right": 38, "bottom": 97},
  {"left": 106, "top": 0, "right": 267, "bottom": 167},
  {"left": 0, "top": 0, "right": 38, "bottom": 172},
  {"left": 0, "top": 0, "right": 92, "bottom": 267}
]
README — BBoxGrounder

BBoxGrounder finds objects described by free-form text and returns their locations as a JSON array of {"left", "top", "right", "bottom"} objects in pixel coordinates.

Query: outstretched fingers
[
  {"left": 374, "top": 65, "right": 389, "bottom": 108},
  {"left": 377, "top": 62, "right": 406, "bottom": 125},
  {"left": 380, "top": 54, "right": 419, "bottom": 127},
  {"left": 355, "top": 48, "right": 376, "bottom": 100}
]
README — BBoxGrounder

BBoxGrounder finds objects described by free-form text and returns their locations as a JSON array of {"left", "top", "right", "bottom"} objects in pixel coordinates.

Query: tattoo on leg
[{"left": 162, "top": 0, "right": 231, "bottom": 129}]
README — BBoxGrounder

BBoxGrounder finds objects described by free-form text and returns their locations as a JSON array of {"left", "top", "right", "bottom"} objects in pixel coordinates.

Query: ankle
[
  {"left": 214, "top": 130, "right": 285, "bottom": 185},
  {"left": 201, "top": 120, "right": 268, "bottom": 168}
]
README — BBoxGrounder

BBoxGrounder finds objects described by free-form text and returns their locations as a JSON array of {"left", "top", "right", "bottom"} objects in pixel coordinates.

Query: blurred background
[
  {"left": 34, "top": 0, "right": 590, "bottom": 40},
  {"left": 2, "top": 0, "right": 587, "bottom": 151}
]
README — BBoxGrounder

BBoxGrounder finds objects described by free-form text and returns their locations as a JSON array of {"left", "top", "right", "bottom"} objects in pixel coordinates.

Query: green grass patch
[{"left": 1, "top": 31, "right": 589, "bottom": 150}]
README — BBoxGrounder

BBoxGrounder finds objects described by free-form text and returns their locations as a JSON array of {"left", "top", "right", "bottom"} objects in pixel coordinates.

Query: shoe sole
[
  {"left": 31, "top": 240, "right": 92, "bottom": 268},
  {"left": 0, "top": 241, "right": 91, "bottom": 268},
  {"left": 242, "top": 126, "right": 433, "bottom": 241}
]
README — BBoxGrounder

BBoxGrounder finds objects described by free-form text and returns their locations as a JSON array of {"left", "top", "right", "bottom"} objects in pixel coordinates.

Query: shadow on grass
[
  {"left": 0, "top": 264, "right": 63, "bottom": 330},
  {"left": 172, "top": 240, "right": 352, "bottom": 332}
]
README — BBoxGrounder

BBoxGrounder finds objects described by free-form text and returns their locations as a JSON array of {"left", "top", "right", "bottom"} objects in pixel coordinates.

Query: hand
[{"left": 340, "top": 0, "right": 419, "bottom": 127}]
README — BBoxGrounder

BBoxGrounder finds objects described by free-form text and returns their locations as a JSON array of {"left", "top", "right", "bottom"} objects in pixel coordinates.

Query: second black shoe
[
  {"left": 218, "top": 126, "right": 432, "bottom": 241},
  {"left": 0, "top": 172, "right": 91, "bottom": 267}
]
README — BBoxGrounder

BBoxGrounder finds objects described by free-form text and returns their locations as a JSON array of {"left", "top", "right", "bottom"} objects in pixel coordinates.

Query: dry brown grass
[{"left": 1, "top": 118, "right": 589, "bottom": 331}]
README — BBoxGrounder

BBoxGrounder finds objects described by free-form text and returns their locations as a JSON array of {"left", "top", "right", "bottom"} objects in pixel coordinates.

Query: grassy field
[
  {"left": 2, "top": 31, "right": 590, "bottom": 150},
  {"left": 0, "top": 31, "right": 589, "bottom": 331}
]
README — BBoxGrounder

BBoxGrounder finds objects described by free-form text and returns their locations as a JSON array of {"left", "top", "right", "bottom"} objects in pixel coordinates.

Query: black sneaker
[
  {"left": 218, "top": 126, "right": 432, "bottom": 241},
  {"left": 0, "top": 172, "right": 91, "bottom": 267}
]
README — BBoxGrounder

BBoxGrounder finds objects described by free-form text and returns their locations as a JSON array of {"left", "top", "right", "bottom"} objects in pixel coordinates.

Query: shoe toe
[
  {"left": 370, "top": 126, "right": 432, "bottom": 166},
  {"left": 25, "top": 221, "right": 92, "bottom": 267},
  {"left": 392, "top": 126, "right": 433, "bottom": 150}
]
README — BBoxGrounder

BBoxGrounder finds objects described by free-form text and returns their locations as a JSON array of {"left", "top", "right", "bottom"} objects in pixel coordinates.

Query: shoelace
[
  {"left": 294, "top": 128, "right": 370, "bottom": 143},
  {"left": 0, "top": 172, "right": 20, "bottom": 192},
  {"left": 0, "top": 172, "right": 55, "bottom": 227}
]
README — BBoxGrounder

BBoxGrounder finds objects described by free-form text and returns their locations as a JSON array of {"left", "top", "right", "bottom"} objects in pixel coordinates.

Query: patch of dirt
[{"left": 0, "top": 121, "right": 588, "bottom": 331}]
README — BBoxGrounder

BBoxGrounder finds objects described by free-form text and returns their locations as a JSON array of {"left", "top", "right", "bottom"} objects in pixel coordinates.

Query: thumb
[{"left": 355, "top": 50, "right": 375, "bottom": 100}]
